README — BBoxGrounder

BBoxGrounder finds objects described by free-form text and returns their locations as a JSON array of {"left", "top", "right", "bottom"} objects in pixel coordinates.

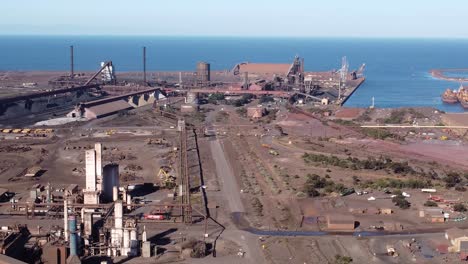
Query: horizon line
[{"left": 0, "top": 34, "right": 468, "bottom": 40}]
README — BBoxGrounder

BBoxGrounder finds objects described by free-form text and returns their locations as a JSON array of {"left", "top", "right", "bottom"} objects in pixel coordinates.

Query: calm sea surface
[{"left": 0, "top": 36, "right": 468, "bottom": 112}]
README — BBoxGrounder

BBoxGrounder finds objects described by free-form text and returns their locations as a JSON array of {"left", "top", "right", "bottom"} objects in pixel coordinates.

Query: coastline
[{"left": 430, "top": 68, "right": 468, "bottom": 82}]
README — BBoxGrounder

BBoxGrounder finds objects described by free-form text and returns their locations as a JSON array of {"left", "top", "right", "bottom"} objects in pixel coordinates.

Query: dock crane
[
  {"left": 357, "top": 63, "right": 366, "bottom": 78},
  {"left": 338, "top": 56, "right": 349, "bottom": 100}
]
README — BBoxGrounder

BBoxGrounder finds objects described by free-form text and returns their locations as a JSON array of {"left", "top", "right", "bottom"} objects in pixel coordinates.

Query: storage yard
[{"left": 0, "top": 48, "right": 468, "bottom": 263}]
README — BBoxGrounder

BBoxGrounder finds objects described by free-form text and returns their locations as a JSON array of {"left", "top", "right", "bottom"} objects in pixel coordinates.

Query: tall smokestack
[
  {"left": 143, "top": 46, "right": 147, "bottom": 84},
  {"left": 69, "top": 215, "right": 78, "bottom": 256},
  {"left": 243, "top": 72, "right": 249, "bottom": 90},
  {"left": 70, "top": 45, "right": 74, "bottom": 78}
]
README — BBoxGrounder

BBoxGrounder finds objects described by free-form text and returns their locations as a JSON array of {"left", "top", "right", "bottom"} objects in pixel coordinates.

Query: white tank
[
  {"left": 142, "top": 226, "right": 147, "bottom": 242},
  {"left": 123, "top": 229, "right": 130, "bottom": 248},
  {"left": 127, "top": 194, "right": 132, "bottom": 210},
  {"left": 115, "top": 201, "right": 123, "bottom": 229},
  {"left": 130, "top": 229, "right": 137, "bottom": 241},
  {"left": 111, "top": 228, "right": 121, "bottom": 247},
  {"left": 113, "top": 186, "right": 118, "bottom": 202},
  {"left": 122, "top": 229, "right": 130, "bottom": 256}
]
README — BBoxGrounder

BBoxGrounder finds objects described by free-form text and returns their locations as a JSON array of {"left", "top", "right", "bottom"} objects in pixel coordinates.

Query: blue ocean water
[{"left": 0, "top": 36, "right": 468, "bottom": 112}]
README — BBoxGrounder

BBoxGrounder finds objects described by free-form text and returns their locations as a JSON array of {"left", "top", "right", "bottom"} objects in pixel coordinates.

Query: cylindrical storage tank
[
  {"left": 112, "top": 186, "right": 118, "bottom": 202},
  {"left": 123, "top": 229, "right": 130, "bottom": 248},
  {"left": 126, "top": 194, "right": 132, "bottom": 210},
  {"left": 123, "top": 229, "right": 130, "bottom": 256},
  {"left": 130, "top": 229, "right": 137, "bottom": 241},
  {"left": 115, "top": 201, "right": 123, "bottom": 229},
  {"left": 186, "top": 92, "right": 199, "bottom": 105},
  {"left": 196, "top": 62, "right": 210, "bottom": 84},
  {"left": 142, "top": 228, "right": 147, "bottom": 242},
  {"left": 103, "top": 164, "right": 119, "bottom": 202},
  {"left": 130, "top": 240, "right": 139, "bottom": 256},
  {"left": 69, "top": 215, "right": 78, "bottom": 256}
]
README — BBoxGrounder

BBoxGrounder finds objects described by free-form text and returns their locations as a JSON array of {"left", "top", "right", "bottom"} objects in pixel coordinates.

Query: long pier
[{"left": 340, "top": 77, "right": 366, "bottom": 106}]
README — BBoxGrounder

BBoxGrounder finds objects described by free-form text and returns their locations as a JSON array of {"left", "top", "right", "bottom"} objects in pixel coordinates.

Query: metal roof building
[
  {"left": 326, "top": 214, "right": 356, "bottom": 230},
  {"left": 237, "top": 63, "right": 292, "bottom": 76},
  {"left": 84, "top": 100, "right": 133, "bottom": 119}
]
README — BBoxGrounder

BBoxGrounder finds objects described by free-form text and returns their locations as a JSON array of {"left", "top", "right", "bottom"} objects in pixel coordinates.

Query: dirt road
[{"left": 209, "top": 138, "right": 245, "bottom": 213}]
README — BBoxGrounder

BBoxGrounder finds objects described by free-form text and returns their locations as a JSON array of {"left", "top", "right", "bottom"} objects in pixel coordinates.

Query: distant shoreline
[{"left": 430, "top": 69, "right": 468, "bottom": 83}]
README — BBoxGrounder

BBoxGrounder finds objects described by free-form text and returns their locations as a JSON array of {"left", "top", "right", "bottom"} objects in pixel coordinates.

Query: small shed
[
  {"left": 326, "top": 214, "right": 356, "bottom": 230},
  {"left": 24, "top": 166, "right": 42, "bottom": 177},
  {"left": 380, "top": 208, "right": 393, "bottom": 215},
  {"left": 247, "top": 107, "right": 266, "bottom": 119},
  {"left": 349, "top": 208, "right": 366, "bottom": 214},
  {"left": 430, "top": 215, "right": 446, "bottom": 223}
]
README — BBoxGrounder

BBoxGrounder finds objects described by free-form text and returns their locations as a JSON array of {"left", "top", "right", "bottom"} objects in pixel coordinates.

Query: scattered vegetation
[
  {"left": 251, "top": 197, "right": 264, "bottom": 216},
  {"left": 407, "top": 108, "right": 427, "bottom": 119},
  {"left": 377, "top": 108, "right": 426, "bottom": 124},
  {"left": 303, "top": 153, "right": 421, "bottom": 176},
  {"left": 332, "top": 119, "right": 357, "bottom": 126},
  {"left": 359, "top": 178, "right": 432, "bottom": 189},
  {"left": 259, "top": 95, "right": 275, "bottom": 104},
  {"left": 360, "top": 128, "right": 403, "bottom": 140},
  {"left": 334, "top": 255, "right": 353, "bottom": 264},
  {"left": 392, "top": 194, "right": 411, "bottom": 209},
  {"left": 303, "top": 174, "right": 351, "bottom": 197},
  {"left": 236, "top": 107, "right": 247, "bottom": 117},
  {"left": 444, "top": 172, "right": 463, "bottom": 188},
  {"left": 454, "top": 203, "right": 467, "bottom": 212},
  {"left": 356, "top": 109, "right": 373, "bottom": 122},
  {"left": 233, "top": 94, "right": 254, "bottom": 107},
  {"left": 207, "top": 93, "right": 225, "bottom": 104},
  {"left": 307, "top": 107, "right": 328, "bottom": 115},
  {"left": 423, "top": 201, "right": 438, "bottom": 207},
  {"left": 261, "top": 109, "right": 279, "bottom": 124},
  {"left": 383, "top": 109, "right": 406, "bottom": 124}
]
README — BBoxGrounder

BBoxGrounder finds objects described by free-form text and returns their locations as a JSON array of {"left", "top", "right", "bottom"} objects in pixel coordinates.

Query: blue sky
[{"left": 1, "top": 0, "right": 466, "bottom": 38}]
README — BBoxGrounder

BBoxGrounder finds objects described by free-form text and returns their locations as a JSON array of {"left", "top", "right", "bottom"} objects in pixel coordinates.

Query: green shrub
[
  {"left": 424, "top": 201, "right": 438, "bottom": 207},
  {"left": 334, "top": 255, "right": 353, "bottom": 264},
  {"left": 454, "top": 203, "right": 467, "bottom": 212},
  {"left": 392, "top": 195, "right": 411, "bottom": 209}
]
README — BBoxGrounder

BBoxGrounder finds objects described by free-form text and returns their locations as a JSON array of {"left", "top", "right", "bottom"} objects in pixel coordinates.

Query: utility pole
[
  {"left": 70, "top": 45, "right": 74, "bottom": 78},
  {"left": 143, "top": 46, "right": 147, "bottom": 84}
]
